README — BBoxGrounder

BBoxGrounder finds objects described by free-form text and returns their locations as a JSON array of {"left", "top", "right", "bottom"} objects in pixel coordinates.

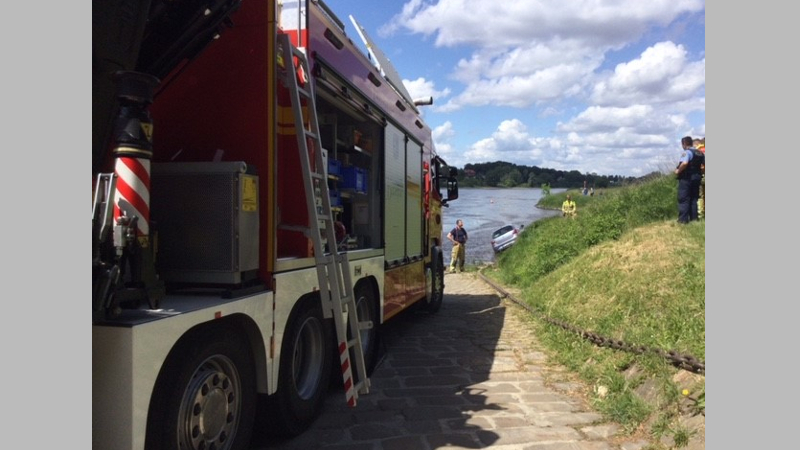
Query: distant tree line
[{"left": 455, "top": 161, "right": 639, "bottom": 189}]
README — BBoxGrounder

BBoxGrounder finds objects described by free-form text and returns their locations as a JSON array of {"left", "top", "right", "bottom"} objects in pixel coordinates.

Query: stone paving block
[
  {"left": 349, "top": 423, "right": 400, "bottom": 441},
  {"left": 352, "top": 409, "right": 401, "bottom": 425},
  {"left": 377, "top": 398, "right": 411, "bottom": 411},
  {"left": 443, "top": 416, "right": 493, "bottom": 431},
  {"left": 370, "top": 367, "right": 399, "bottom": 378},
  {"left": 416, "top": 395, "right": 471, "bottom": 406},
  {"left": 493, "top": 416, "right": 530, "bottom": 428},
  {"left": 473, "top": 372, "right": 546, "bottom": 382},
  {"left": 426, "top": 432, "right": 484, "bottom": 449},
  {"left": 573, "top": 442, "right": 614, "bottom": 450},
  {"left": 431, "top": 366, "right": 472, "bottom": 375},
  {"left": 633, "top": 378, "right": 660, "bottom": 405},
  {"left": 400, "top": 405, "right": 464, "bottom": 421},
  {"left": 518, "top": 393, "right": 575, "bottom": 403},
  {"left": 551, "top": 382, "right": 585, "bottom": 393},
  {"left": 320, "top": 444, "right": 375, "bottom": 450},
  {"left": 389, "top": 351, "right": 436, "bottom": 360},
  {"left": 477, "top": 425, "right": 582, "bottom": 446},
  {"left": 526, "top": 401, "right": 580, "bottom": 412},
  {"left": 372, "top": 377, "right": 402, "bottom": 389},
  {"left": 455, "top": 355, "right": 496, "bottom": 367},
  {"left": 261, "top": 428, "right": 347, "bottom": 449},
  {"left": 529, "top": 412, "right": 603, "bottom": 427},
  {"left": 523, "top": 443, "right": 586, "bottom": 450},
  {"left": 391, "top": 358, "right": 452, "bottom": 367},
  {"left": 393, "top": 367, "right": 429, "bottom": 377},
  {"left": 619, "top": 440, "right": 651, "bottom": 450},
  {"left": 404, "top": 374, "right": 472, "bottom": 387},
  {"left": 516, "top": 380, "right": 548, "bottom": 391},
  {"left": 580, "top": 424, "right": 619, "bottom": 439},
  {"left": 460, "top": 392, "right": 517, "bottom": 405},
  {"left": 381, "top": 435, "right": 427, "bottom": 450},
  {"left": 476, "top": 382, "right": 522, "bottom": 393},
  {"left": 402, "top": 419, "right": 444, "bottom": 434},
  {"left": 465, "top": 403, "right": 524, "bottom": 417},
  {"left": 383, "top": 386, "right": 455, "bottom": 398},
  {"left": 310, "top": 412, "right": 357, "bottom": 430}
]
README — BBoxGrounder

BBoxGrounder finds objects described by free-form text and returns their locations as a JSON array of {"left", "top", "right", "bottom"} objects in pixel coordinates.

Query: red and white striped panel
[
  {"left": 338, "top": 341, "right": 356, "bottom": 407},
  {"left": 113, "top": 155, "right": 151, "bottom": 237}
]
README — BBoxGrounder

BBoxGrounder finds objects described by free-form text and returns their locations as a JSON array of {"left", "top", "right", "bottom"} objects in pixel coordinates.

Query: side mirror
[
  {"left": 444, "top": 167, "right": 458, "bottom": 203},
  {"left": 446, "top": 178, "right": 459, "bottom": 201}
]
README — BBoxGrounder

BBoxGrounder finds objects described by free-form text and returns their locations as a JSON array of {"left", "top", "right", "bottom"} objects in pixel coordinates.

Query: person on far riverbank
[
  {"left": 675, "top": 136, "right": 704, "bottom": 223},
  {"left": 562, "top": 195, "right": 577, "bottom": 219}
]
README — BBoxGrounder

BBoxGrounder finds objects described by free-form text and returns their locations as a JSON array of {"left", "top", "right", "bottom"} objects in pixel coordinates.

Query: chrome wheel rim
[
  {"left": 178, "top": 355, "right": 241, "bottom": 450},
  {"left": 291, "top": 316, "right": 325, "bottom": 400}
]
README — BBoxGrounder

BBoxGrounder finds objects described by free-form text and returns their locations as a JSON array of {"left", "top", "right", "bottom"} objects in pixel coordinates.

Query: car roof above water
[{"left": 492, "top": 225, "right": 515, "bottom": 238}]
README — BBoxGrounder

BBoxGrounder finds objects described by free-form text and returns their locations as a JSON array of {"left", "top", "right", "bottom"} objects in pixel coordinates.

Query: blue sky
[{"left": 322, "top": 0, "right": 705, "bottom": 177}]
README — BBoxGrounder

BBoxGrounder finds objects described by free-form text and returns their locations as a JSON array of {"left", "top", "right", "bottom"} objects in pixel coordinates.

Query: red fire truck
[{"left": 92, "top": 1, "right": 459, "bottom": 449}]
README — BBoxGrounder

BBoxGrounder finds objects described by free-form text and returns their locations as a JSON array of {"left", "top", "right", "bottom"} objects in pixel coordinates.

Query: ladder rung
[
  {"left": 311, "top": 172, "right": 325, "bottom": 180},
  {"left": 304, "top": 130, "right": 318, "bottom": 140},
  {"left": 277, "top": 224, "right": 310, "bottom": 234},
  {"left": 298, "top": 87, "right": 311, "bottom": 98},
  {"left": 354, "top": 379, "right": 368, "bottom": 394},
  {"left": 346, "top": 337, "right": 358, "bottom": 349}
]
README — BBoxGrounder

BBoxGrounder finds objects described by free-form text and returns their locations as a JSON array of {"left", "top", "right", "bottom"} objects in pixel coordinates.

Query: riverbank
[{"left": 481, "top": 174, "right": 705, "bottom": 449}]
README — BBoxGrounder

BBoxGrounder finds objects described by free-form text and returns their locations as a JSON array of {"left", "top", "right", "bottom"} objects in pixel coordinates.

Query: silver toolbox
[{"left": 150, "top": 161, "right": 259, "bottom": 285}]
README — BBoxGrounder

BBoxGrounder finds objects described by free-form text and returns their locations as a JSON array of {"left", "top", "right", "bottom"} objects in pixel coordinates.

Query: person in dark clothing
[
  {"left": 447, "top": 219, "right": 468, "bottom": 272},
  {"left": 675, "top": 136, "right": 705, "bottom": 223}
]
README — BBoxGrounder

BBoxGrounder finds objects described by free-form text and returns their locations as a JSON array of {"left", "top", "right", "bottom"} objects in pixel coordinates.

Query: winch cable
[{"left": 477, "top": 271, "right": 705, "bottom": 375}]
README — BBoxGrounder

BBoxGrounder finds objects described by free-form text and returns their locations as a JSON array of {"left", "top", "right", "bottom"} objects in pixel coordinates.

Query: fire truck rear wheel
[
  {"left": 423, "top": 249, "right": 445, "bottom": 313},
  {"left": 273, "top": 299, "right": 332, "bottom": 437},
  {"left": 145, "top": 326, "right": 256, "bottom": 450},
  {"left": 354, "top": 283, "right": 379, "bottom": 375}
]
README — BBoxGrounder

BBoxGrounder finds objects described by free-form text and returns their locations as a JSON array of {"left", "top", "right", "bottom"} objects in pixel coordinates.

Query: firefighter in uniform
[
  {"left": 561, "top": 195, "right": 577, "bottom": 218},
  {"left": 675, "top": 136, "right": 705, "bottom": 223}
]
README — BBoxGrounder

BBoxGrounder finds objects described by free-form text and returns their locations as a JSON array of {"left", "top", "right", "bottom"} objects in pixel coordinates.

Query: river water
[{"left": 440, "top": 187, "right": 565, "bottom": 266}]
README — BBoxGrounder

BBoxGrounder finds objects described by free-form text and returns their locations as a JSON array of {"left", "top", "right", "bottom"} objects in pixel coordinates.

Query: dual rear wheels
[
  {"left": 146, "top": 326, "right": 256, "bottom": 450},
  {"left": 146, "top": 283, "right": 383, "bottom": 446},
  {"left": 273, "top": 283, "right": 379, "bottom": 437}
]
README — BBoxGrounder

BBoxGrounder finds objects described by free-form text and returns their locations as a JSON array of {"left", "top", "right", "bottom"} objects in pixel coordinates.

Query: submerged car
[{"left": 491, "top": 224, "right": 520, "bottom": 253}]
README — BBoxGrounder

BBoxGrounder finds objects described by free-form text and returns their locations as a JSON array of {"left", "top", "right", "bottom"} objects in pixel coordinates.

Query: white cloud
[
  {"left": 591, "top": 41, "right": 705, "bottom": 106},
  {"left": 431, "top": 121, "right": 457, "bottom": 159},
  {"left": 463, "top": 119, "right": 547, "bottom": 164},
  {"left": 387, "top": 0, "right": 703, "bottom": 49},
  {"left": 432, "top": 120, "right": 455, "bottom": 143},
  {"left": 403, "top": 77, "right": 451, "bottom": 102}
]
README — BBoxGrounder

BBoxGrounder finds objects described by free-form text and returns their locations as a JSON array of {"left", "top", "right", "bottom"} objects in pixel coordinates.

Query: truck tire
[
  {"left": 354, "top": 282, "right": 379, "bottom": 375},
  {"left": 423, "top": 248, "right": 445, "bottom": 313},
  {"left": 272, "top": 299, "right": 332, "bottom": 437},
  {"left": 145, "top": 326, "right": 256, "bottom": 450}
]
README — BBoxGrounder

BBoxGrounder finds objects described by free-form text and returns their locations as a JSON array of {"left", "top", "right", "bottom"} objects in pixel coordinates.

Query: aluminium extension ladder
[{"left": 277, "top": 33, "right": 370, "bottom": 407}]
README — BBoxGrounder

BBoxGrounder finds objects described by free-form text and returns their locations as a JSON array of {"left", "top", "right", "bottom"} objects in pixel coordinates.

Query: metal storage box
[{"left": 150, "top": 161, "right": 259, "bottom": 285}]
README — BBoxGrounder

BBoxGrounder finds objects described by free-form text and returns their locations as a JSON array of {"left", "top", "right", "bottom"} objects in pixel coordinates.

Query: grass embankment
[{"left": 483, "top": 174, "right": 705, "bottom": 448}]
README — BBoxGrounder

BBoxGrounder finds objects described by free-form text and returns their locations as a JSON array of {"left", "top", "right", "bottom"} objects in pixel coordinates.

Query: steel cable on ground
[{"left": 476, "top": 271, "right": 705, "bottom": 375}]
